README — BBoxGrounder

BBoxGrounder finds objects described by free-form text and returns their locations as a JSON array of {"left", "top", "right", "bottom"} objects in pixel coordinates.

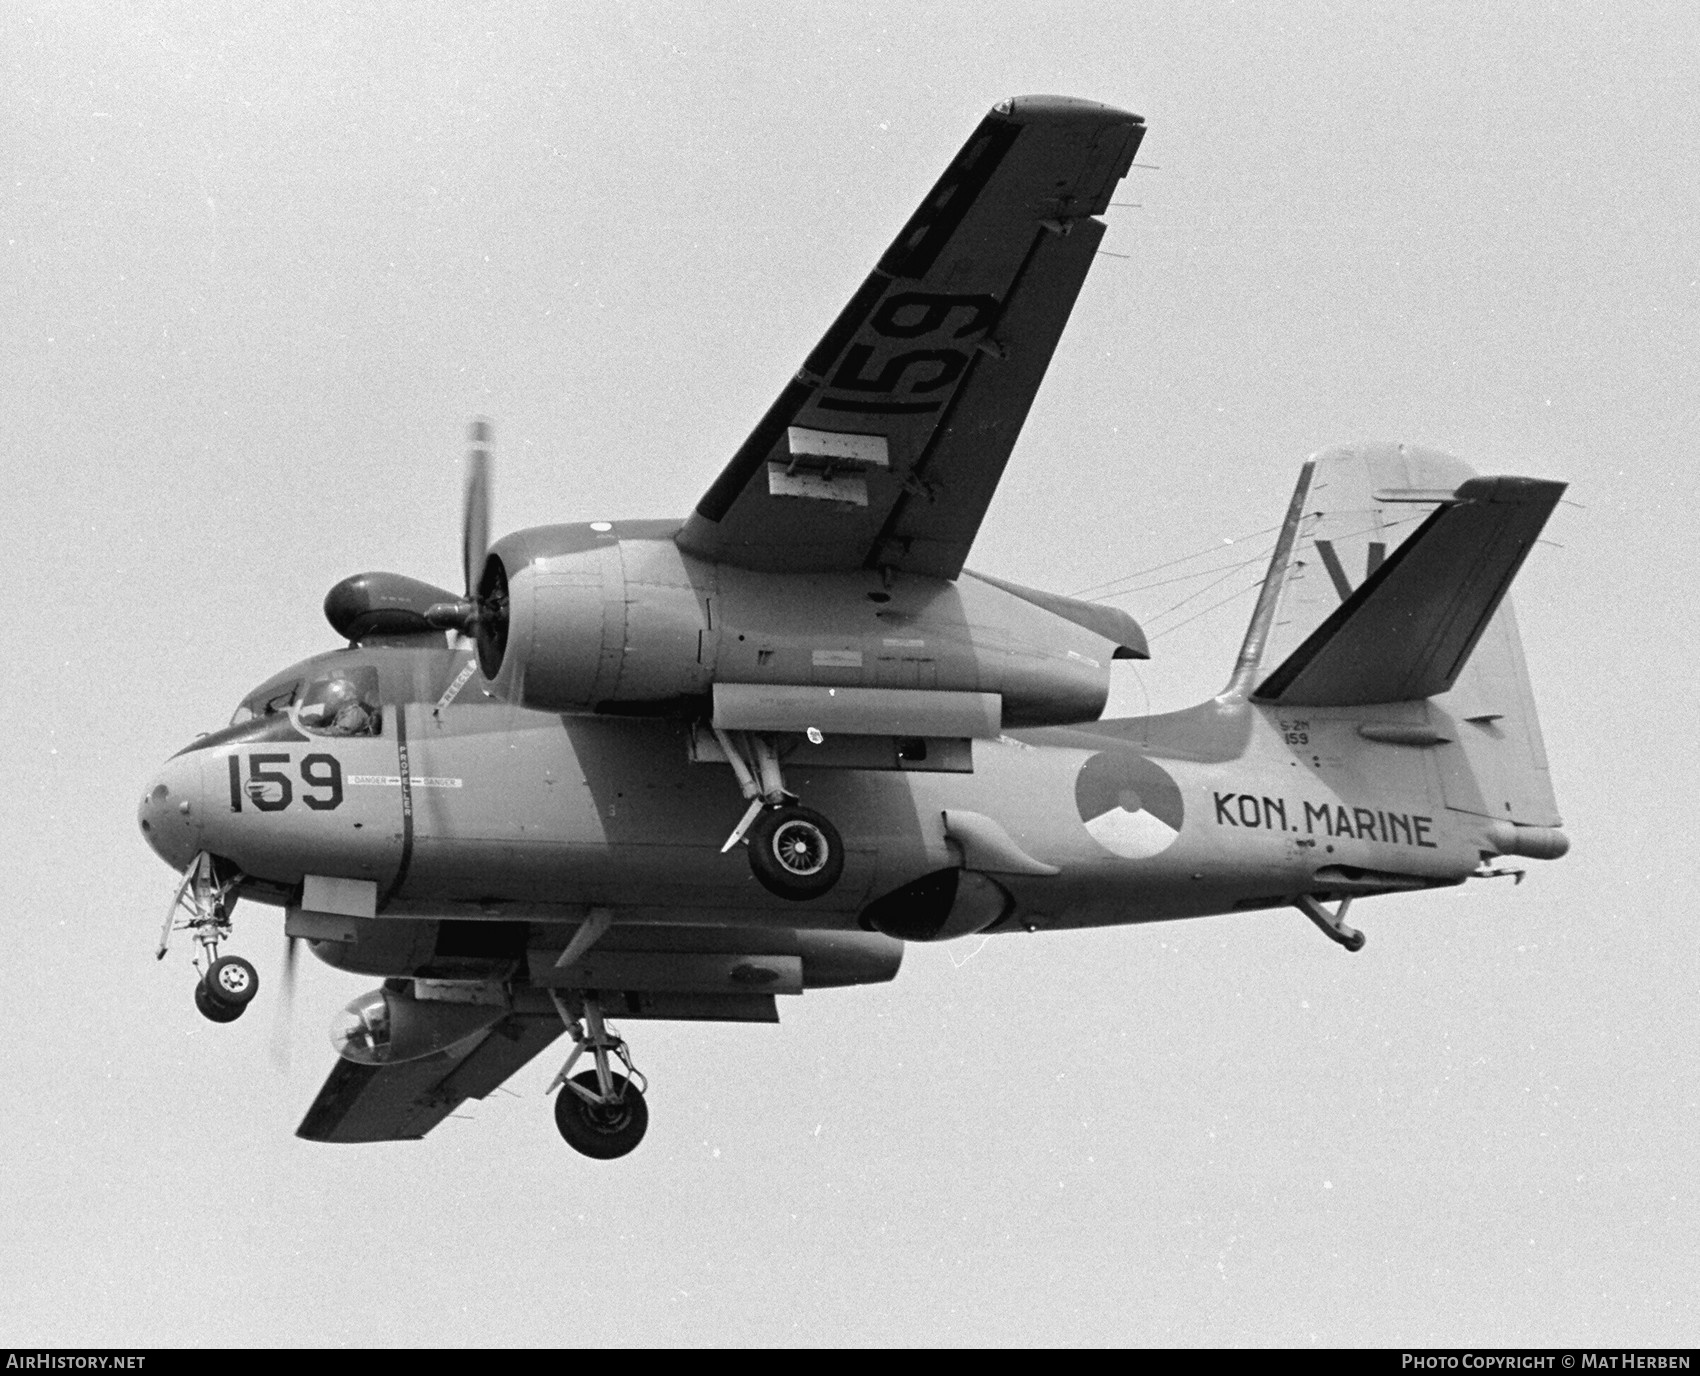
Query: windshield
[{"left": 229, "top": 678, "right": 300, "bottom": 727}]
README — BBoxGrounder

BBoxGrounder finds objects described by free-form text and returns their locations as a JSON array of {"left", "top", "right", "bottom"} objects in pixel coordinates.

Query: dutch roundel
[{"left": 1075, "top": 750, "right": 1186, "bottom": 860}]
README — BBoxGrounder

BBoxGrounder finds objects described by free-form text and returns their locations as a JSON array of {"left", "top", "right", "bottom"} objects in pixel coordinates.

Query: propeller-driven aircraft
[{"left": 139, "top": 96, "right": 1569, "bottom": 1159}]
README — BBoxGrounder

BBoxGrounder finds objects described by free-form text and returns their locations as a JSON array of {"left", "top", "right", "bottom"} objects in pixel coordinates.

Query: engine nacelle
[
  {"left": 331, "top": 986, "right": 506, "bottom": 1065},
  {"left": 476, "top": 521, "right": 1145, "bottom": 728}
]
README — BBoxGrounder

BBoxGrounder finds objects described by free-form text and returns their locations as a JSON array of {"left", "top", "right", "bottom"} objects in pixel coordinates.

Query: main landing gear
[
  {"left": 547, "top": 991, "right": 649, "bottom": 1159},
  {"left": 158, "top": 851, "right": 260, "bottom": 1022},
  {"left": 712, "top": 727, "right": 845, "bottom": 901}
]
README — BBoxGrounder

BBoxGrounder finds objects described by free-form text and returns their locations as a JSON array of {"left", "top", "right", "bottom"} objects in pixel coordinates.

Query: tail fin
[{"left": 1233, "top": 442, "right": 1565, "bottom": 831}]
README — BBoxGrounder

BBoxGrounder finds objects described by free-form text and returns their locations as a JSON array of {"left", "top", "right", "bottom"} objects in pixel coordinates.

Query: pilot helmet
[{"left": 315, "top": 676, "right": 362, "bottom": 718}]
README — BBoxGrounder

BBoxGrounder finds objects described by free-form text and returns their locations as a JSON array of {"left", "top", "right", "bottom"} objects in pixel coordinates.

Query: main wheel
[
  {"left": 746, "top": 804, "right": 844, "bottom": 901},
  {"left": 194, "top": 981, "right": 245, "bottom": 1023},
  {"left": 205, "top": 955, "right": 259, "bottom": 1007},
  {"left": 555, "top": 1071, "right": 649, "bottom": 1159}
]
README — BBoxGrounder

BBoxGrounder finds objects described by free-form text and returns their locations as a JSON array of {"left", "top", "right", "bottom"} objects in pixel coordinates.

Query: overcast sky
[{"left": 2, "top": 0, "right": 1695, "bottom": 1347}]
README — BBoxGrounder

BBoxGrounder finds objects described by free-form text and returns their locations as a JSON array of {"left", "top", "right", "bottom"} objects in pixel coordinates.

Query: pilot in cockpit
[{"left": 299, "top": 673, "right": 379, "bottom": 737}]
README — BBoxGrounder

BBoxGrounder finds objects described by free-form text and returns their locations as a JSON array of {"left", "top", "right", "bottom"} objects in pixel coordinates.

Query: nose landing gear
[
  {"left": 712, "top": 728, "right": 845, "bottom": 901},
  {"left": 158, "top": 851, "right": 258, "bottom": 1022},
  {"left": 547, "top": 991, "right": 649, "bottom": 1159}
]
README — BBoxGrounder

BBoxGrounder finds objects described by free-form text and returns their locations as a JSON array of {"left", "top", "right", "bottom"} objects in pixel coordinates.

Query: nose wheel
[
  {"left": 198, "top": 954, "right": 260, "bottom": 1022},
  {"left": 712, "top": 728, "right": 845, "bottom": 901},
  {"left": 158, "top": 852, "right": 258, "bottom": 1022}
]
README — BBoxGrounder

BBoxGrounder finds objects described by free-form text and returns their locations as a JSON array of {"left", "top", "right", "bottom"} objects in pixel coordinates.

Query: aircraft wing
[
  {"left": 296, "top": 1014, "right": 563, "bottom": 1144},
  {"left": 675, "top": 95, "right": 1146, "bottom": 577}
]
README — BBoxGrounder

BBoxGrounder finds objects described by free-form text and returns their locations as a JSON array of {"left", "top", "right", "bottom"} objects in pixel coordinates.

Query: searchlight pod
[{"left": 331, "top": 986, "right": 506, "bottom": 1065}]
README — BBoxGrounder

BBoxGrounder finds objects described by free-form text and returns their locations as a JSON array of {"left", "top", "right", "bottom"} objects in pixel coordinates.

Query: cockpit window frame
[{"left": 230, "top": 678, "right": 302, "bottom": 727}]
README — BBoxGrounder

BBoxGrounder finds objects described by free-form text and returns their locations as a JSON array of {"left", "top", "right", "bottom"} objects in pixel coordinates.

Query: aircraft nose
[{"left": 138, "top": 751, "right": 205, "bottom": 871}]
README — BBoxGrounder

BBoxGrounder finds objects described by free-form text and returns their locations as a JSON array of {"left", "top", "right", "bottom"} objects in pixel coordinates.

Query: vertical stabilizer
[
  {"left": 1254, "top": 442, "right": 1478, "bottom": 681},
  {"left": 1231, "top": 442, "right": 1564, "bottom": 831}
]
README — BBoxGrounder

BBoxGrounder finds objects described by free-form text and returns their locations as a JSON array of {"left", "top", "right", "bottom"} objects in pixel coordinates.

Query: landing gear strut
[
  {"left": 548, "top": 991, "right": 649, "bottom": 1159},
  {"left": 713, "top": 727, "right": 845, "bottom": 901},
  {"left": 158, "top": 851, "right": 258, "bottom": 1021}
]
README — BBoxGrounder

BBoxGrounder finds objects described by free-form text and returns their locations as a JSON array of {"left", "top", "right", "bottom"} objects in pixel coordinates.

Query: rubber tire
[
  {"left": 205, "top": 955, "right": 259, "bottom": 1007},
  {"left": 554, "top": 1071, "right": 648, "bottom": 1160},
  {"left": 195, "top": 981, "right": 245, "bottom": 1024},
  {"left": 746, "top": 804, "right": 845, "bottom": 901}
]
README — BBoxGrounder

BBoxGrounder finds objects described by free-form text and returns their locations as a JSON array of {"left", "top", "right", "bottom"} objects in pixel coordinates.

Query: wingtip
[
  {"left": 1453, "top": 474, "right": 1570, "bottom": 505},
  {"left": 993, "top": 94, "right": 1144, "bottom": 126}
]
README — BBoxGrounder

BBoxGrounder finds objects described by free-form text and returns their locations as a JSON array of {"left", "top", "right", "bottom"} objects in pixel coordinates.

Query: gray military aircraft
[{"left": 139, "top": 96, "right": 1569, "bottom": 1159}]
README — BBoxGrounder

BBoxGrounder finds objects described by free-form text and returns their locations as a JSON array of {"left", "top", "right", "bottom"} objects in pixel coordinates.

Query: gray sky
[{"left": 3, "top": 0, "right": 1695, "bottom": 1347}]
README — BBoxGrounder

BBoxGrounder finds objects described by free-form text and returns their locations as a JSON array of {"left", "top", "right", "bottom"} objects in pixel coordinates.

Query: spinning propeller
[
  {"left": 269, "top": 933, "right": 299, "bottom": 1072},
  {"left": 461, "top": 419, "right": 491, "bottom": 607},
  {"left": 426, "top": 421, "right": 508, "bottom": 675}
]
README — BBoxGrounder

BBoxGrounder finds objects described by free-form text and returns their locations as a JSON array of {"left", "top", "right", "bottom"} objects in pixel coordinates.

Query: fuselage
[{"left": 140, "top": 636, "right": 1490, "bottom": 965}]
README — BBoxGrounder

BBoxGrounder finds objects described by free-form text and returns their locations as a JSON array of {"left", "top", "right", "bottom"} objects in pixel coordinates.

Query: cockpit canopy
[{"left": 229, "top": 660, "right": 382, "bottom": 737}]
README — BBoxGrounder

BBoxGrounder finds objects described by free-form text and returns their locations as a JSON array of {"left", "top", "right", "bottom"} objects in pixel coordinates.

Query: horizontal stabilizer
[{"left": 1254, "top": 475, "right": 1565, "bottom": 706}]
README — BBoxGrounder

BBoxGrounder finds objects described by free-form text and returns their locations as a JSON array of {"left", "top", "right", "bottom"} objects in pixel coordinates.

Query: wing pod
[{"left": 331, "top": 986, "right": 506, "bottom": 1065}]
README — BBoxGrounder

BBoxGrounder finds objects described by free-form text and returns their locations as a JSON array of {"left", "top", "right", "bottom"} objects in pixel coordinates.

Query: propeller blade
[
  {"left": 268, "top": 933, "right": 300, "bottom": 1073},
  {"left": 463, "top": 420, "right": 492, "bottom": 600}
]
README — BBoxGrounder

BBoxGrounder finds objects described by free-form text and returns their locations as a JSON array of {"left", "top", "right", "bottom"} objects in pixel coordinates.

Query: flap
[{"left": 712, "top": 682, "right": 1002, "bottom": 738}]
